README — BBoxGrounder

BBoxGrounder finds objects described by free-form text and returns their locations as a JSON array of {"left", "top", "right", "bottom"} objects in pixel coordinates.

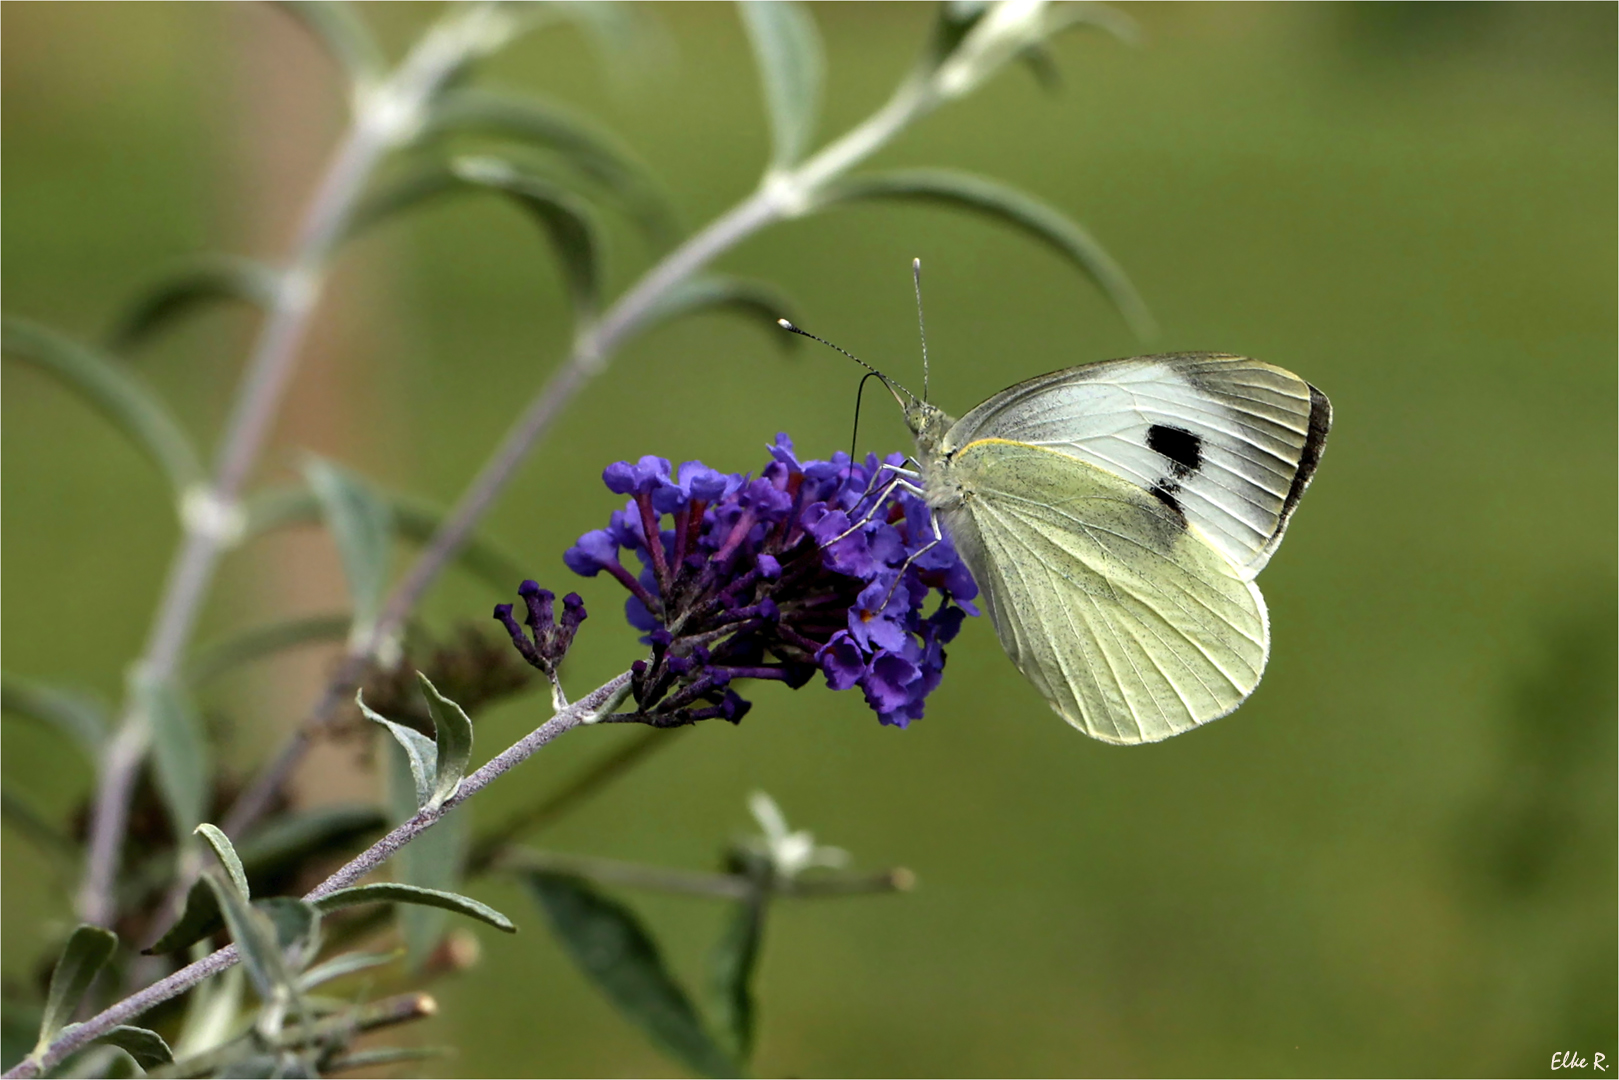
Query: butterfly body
[{"left": 905, "top": 353, "right": 1330, "bottom": 744}]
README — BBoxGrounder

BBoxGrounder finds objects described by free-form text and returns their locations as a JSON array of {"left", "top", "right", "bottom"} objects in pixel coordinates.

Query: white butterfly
[{"left": 901, "top": 352, "right": 1331, "bottom": 743}]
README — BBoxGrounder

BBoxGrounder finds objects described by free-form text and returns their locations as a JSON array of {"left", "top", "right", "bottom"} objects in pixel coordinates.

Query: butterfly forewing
[
  {"left": 940, "top": 354, "right": 1331, "bottom": 578},
  {"left": 934, "top": 440, "right": 1269, "bottom": 743}
]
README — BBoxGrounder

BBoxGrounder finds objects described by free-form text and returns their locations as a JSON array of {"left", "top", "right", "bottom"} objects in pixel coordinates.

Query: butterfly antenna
[
  {"left": 775, "top": 319, "right": 917, "bottom": 405},
  {"left": 912, "top": 257, "right": 929, "bottom": 402},
  {"left": 849, "top": 370, "right": 883, "bottom": 462}
]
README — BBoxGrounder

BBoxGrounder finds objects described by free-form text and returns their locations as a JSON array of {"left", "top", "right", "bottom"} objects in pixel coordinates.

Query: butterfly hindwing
[
  {"left": 935, "top": 438, "right": 1269, "bottom": 743},
  {"left": 941, "top": 354, "right": 1331, "bottom": 578}
]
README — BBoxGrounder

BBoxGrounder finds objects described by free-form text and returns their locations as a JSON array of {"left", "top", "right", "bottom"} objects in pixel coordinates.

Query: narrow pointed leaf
[
  {"left": 359, "top": 692, "right": 436, "bottom": 809},
  {"left": 92, "top": 1026, "right": 172, "bottom": 1069},
  {"left": 739, "top": 0, "right": 823, "bottom": 171},
  {"left": 416, "top": 673, "right": 473, "bottom": 809},
  {"left": 637, "top": 274, "right": 799, "bottom": 350},
  {"left": 142, "top": 876, "right": 224, "bottom": 955},
  {"left": 186, "top": 614, "right": 352, "bottom": 686},
  {"left": 708, "top": 891, "right": 768, "bottom": 1061},
  {"left": 816, "top": 168, "right": 1156, "bottom": 339},
  {"left": 451, "top": 157, "right": 603, "bottom": 315},
  {"left": 2, "top": 316, "right": 206, "bottom": 496},
  {"left": 195, "top": 823, "right": 250, "bottom": 899},
  {"left": 239, "top": 486, "right": 527, "bottom": 596},
  {"left": 323, "top": 1046, "right": 451, "bottom": 1072},
  {"left": 302, "top": 457, "right": 394, "bottom": 645},
  {"left": 236, "top": 804, "right": 388, "bottom": 878},
  {"left": 275, "top": 0, "right": 385, "bottom": 92},
  {"left": 36, "top": 925, "right": 118, "bottom": 1049},
  {"left": 1, "top": 675, "right": 107, "bottom": 759},
  {"left": 106, "top": 255, "right": 281, "bottom": 354},
  {"left": 296, "top": 950, "right": 400, "bottom": 991},
  {"left": 419, "top": 87, "right": 678, "bottom": 246},
  {"left": 312, "top": 883, "right": 515, "bottom": 933},
  {"left": 205, "top": 873, "right": 296, "bottom": 1003},
  {"left": 522, "top": 872, "right": 739, "bottom": 1078},
  {"left": 137, "top": 673, "right": 209, "bottom": 841}
]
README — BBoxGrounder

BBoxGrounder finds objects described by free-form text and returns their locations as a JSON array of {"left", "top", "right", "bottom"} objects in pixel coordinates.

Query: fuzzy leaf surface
[
  {"left": 36, "top": 925, "right": 118, "bottom": 1049},
  {"left": 92, "top": 1025, "right": 173, "bottom": 1068},
  {"left": 416, "top": 673, "right": 473, "bottom": 809},
  {"left": 195, "top": 823, "right": 250, "bottom": 899},
  {"left": 312, "top": 882, "right": 514, "bottom": 933},
  {"left": 360, "top": 692, "right": 437, "bottom": 810},
  {"left": 143, "top": 877, "right": 224, "bottom": 955}
]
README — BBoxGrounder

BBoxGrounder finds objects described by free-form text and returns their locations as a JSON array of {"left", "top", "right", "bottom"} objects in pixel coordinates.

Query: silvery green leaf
[
  {"left": 637, "top": 274, "right": 800, "bottom": 351},
  {"left": 195, "top": 823, "right": 250, "bottom": 900},
  {"left": 35, "top": 925, "right": 118, "bottom": 1051},
  {"left": 522, "top": 872, "right": 739, "bottom": 1079},
  {"left": 301, "top": 457, "right": 394, "bottom": 646},
  {"left": 417, "top": 88, "right": 678, "bottom": 246},
  {"left": 235, "top": 804, "right": 388, "bottom": 878},
  {"left": 2, "top": 317, "right": 206, "bottom": 496},
  {"left": 239, "top": 486, "right": 526, "bottom": 596},
  {"left": 707, "top": 887, "right": 767, "bottom": 1062},
  {"left": 91, "top": 1026, "right": 172, "bottom": 1069},
  {"left": 311, "top": 882, "right": 514, "bottom": 933},
  {"left": 255, "top": 898, "right": 323, "bottom": 973},
  {"left": 274, "top": 1, "right": 385, "bottom": 93},
  {"left": 1, "top": 674, "right": 107, "bottom": 760},
  {"left": 185, "top": 614, "right": 352, "bottom": 687},
  {"left": 106, "top": 255, "right": 281, "bottom": 354},
  {"left": 450, "top": 157, "right": 604, "bottom": 316},
  {"left": 816, "top": 168, "right": 1155, "bottom": 339},
  {"left": 358, "top": 691, "right": 436, "bottom": 810},
  {"left": 204, "top": 874, "right": 296, "bottom": 1006},
  {"left": 416, "top": 673, "right": 473, "bottom": 809},
  {"left": 738, "top": 1, "right": 823, "bottom": 172},
  {"left": 142, "top": 877, "right": 223, "bottom": 956},
  {"left": 137, "top": 673, "right": 209, "bottom": 841},
  {"left": 295, "top": 950, "right": 399, "bottom": 992}
]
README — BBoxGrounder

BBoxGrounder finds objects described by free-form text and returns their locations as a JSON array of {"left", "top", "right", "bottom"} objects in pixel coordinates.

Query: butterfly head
[{"left": 904, "top": 399, "right": 955, "bottom": 462}]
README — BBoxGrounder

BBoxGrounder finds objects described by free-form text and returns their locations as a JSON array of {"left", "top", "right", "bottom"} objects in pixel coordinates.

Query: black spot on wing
[
  {"left": 1149, "top": 478, "right": 1185, "bottom": 520},
  {"left": 1147, "top": 424, "right": 1203, "bottom": 479}
]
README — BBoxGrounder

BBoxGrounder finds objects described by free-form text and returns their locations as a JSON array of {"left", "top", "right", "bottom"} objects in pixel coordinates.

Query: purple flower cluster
[{"left": 551, "top": 434, "right": 977, "bottom": 728}]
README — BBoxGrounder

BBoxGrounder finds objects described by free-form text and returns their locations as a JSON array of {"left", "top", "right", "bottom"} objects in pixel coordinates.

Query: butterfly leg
[
  {"left": 824, "top": 471, "right": 926, "bottom": 547},
  {"left": 877, "top": 536, "right": 942, "bottom": 609}
]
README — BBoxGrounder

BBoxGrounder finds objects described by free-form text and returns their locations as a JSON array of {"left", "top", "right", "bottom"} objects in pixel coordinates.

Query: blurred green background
[{"left": 4, "top": 3, "right": 1614, "bottom": 1076}]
